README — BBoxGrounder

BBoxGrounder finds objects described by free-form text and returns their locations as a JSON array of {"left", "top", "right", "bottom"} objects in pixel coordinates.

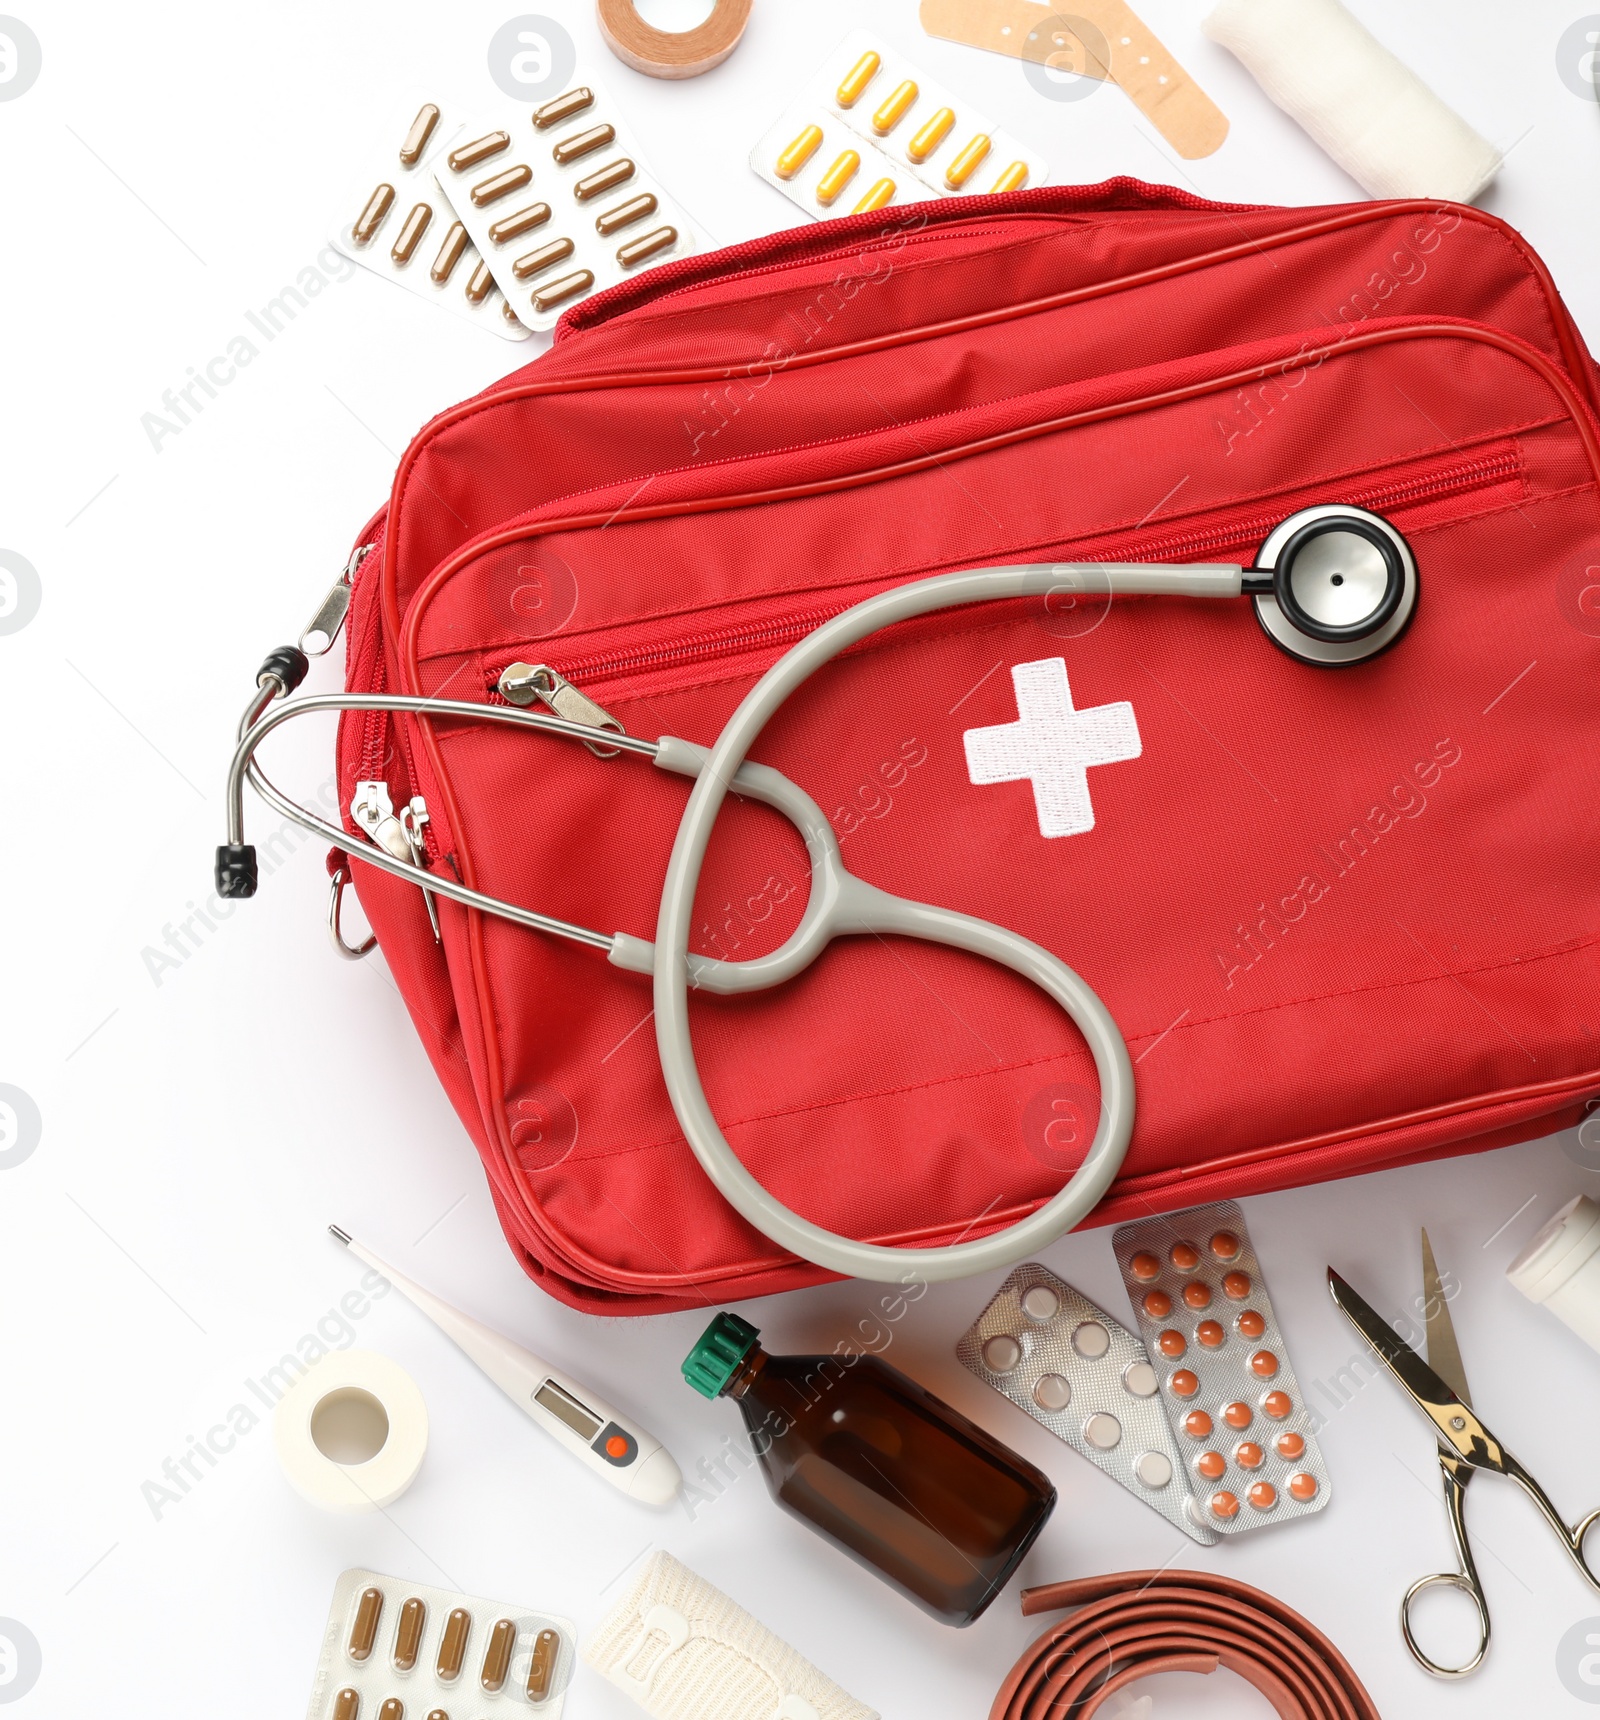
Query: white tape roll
[
  {"left": 1507, "top": 1196, "right": 1600, "bottom": 1355},
  {"left": 272, "top": 1349, "right": 429, "bottom": 1513}
]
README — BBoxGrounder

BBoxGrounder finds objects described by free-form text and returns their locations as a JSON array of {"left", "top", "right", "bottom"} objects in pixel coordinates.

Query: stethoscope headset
[{"left": 219, "top": 504, "right": 1416, "bottom": 1284}]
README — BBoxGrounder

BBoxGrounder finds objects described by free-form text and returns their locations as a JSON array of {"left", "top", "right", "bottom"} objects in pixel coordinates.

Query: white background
[{"left": 5, "top": 0, "right": 1600, "bottom": 1714}]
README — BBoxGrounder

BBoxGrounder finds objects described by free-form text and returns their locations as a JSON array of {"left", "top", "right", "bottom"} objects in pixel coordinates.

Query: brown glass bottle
[{"left": 683, "top": 1313, "right": 1055, "bottom": 1625}]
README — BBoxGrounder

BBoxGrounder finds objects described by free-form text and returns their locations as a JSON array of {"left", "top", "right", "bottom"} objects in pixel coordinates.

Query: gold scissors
[{"left": 1329, "top": 1233, "right": 1600, "bottom": 1678}]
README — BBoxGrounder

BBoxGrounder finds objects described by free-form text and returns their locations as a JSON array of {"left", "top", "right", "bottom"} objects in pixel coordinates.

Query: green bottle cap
[{"left": 682, "top": 1311, "right": 760, "bottom": 1399}]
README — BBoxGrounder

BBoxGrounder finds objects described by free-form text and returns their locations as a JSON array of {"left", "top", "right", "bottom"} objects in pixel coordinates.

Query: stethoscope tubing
[
  {"left": 649, "top": 562, "right": 1238, "bottom": 1283},
  {"left": 224, "top": 559, "right": 1244, "bottom": 935},
  {"left": 222, "top": 525, "right": 1410, "bottom": 1286}
]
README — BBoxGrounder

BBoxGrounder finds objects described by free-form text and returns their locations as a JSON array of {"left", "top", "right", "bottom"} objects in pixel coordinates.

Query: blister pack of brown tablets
[
  {"left": 435, "top": 81, "right": 698, "bottom": 332},
  {"left": 1112, "top": 1200, "right": 1331, "bottom": 1534},
  {"left": 751, "top": 29, "right": 1049, "bottom": 220},
  {"left": 306, "top": 1568, "right": 574, "bottom": 1719},
  {"left": 332, "top": 96, "right": 532, "bottom": 341},
  {"left": 957, "top": 1263, "right": 1219, "bottom": 1545}
]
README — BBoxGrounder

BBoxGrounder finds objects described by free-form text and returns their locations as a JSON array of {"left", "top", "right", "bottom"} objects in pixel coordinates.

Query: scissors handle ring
[{"left": 1400, "top": 1570, "right": 1490, "bottom": 1680}]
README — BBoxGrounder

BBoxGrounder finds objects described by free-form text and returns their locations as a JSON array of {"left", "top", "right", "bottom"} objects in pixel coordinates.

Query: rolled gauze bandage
[
  {"left": 1203, "top": 0, "right": 1501, "bottom": 202},
  {"left": 585, "top": 1552, "right": 878, "bottom": 1720}
]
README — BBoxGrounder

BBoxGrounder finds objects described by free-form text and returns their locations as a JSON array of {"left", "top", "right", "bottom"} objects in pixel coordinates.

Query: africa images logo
[
  {"left": 0, "top": 16, "right": 41, "bottom": 102},
  {"left": 1557, "top": 1616, "right": 1600, "bottom": 1702},
  {"left": 1558, "top": 16, "right": 1600, "bottom": 100},
  {"left": 0, "top": 1620, "right": 42, "bottom": 1704}
]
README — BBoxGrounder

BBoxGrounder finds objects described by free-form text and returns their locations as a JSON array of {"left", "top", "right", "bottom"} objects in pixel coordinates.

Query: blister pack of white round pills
[
  {"left": 1112, "top": 1200, "right": 1332, "bottom": 1536},
  {"left": 956, "top": 1262, "right": 1219, "bottom": 1545},
  {"left": 305, "top": 1567, "right": 575, "bottom": 1720}
]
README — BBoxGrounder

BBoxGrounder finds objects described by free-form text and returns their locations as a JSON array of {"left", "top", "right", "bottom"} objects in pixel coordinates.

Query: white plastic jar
[{"left": 1506, "top": 1195, "right": 1600, "bottom": 1353}]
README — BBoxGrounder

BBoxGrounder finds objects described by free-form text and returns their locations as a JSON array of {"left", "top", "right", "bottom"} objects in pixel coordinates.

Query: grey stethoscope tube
[
  {"left": 651, "top": 560, "right": 1241, "bottom": 1284},
  {"left": 220, "top": 507, "right": 1417, "bottom": 1285}
]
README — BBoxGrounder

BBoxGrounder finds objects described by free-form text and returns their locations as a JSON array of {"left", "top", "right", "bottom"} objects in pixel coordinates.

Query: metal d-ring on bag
[{"left": 217, "top": 505, "right": 1417, "bottom": 1284}]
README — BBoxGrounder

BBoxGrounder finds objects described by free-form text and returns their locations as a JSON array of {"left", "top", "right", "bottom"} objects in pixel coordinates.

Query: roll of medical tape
[
  {"left": 990, "top": 1570, "right": 1382, "bottom": 1720},
  {"left": 272, "top": 1348, "right": 429, "bottom": 1513},
  {"left": 596, "top": 0, "right": 752, "bottom": 79}
]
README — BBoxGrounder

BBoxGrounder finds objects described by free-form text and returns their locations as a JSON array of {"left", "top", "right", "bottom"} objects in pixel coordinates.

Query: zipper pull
[
  {"left": 499, "top": 662, "right": 624, "bottom": 758},
  {"left": 351, "top": 780, "right": 412, "bottom": 862},
  {"left": 301, "top": 543, "right": 373, "bottom": 656},
  {"left": 400, "top": 796, "right": 442, "bottom": 944},
  {"left": 351, "top": 781, "right": 442, "bottom": 943}
]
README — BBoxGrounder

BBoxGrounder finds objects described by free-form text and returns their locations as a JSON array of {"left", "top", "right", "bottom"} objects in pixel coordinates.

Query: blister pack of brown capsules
[
  {"left": 435, "top": 80, "right": 698, "bottom": 332},
  {"left": 751, "top": 29, "right": 1048, "bottom": 221},
  {"left": 332, "top": 96, "right": 532, "bottom": 341},
  {"left": 306, "top": 1568, "right": 574, "bottom": 1718},
  {"left": 1112, "top": 1200, "right": 1332, "bottom": 1535}
]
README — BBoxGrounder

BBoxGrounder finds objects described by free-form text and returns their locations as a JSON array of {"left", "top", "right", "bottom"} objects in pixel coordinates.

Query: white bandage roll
[
  {"left": 272, "top": 1348, "right": 429, "bottom": 1513},
  {"left": 1203, "top": 0, "right": 1502, "bottom": 202}
]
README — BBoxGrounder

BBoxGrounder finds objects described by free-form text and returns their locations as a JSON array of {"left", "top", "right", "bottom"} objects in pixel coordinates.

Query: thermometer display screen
[{"left": 534, "top": 1379, "right": 603, "bottom": 1442}]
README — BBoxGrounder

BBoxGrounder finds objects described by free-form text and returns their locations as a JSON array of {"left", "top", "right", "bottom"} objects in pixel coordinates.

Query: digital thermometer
[{"left": 330, "top": 1227, "right": 681, "bottom": 1507}]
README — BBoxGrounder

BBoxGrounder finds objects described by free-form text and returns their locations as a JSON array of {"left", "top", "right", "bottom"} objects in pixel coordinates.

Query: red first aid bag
[{"left": 334, "top": 181, "right": 1600, "bottom": 1314}]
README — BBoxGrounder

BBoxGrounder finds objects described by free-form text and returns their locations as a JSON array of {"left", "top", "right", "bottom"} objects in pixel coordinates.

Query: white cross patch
[{"left": 963, "top": 658, "right": 1141, "bottom": 838}]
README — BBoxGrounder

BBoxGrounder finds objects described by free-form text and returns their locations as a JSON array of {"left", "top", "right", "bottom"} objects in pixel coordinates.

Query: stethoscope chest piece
[{"left": 1251, "top": 504, "right": 1418, "bottom": 666}]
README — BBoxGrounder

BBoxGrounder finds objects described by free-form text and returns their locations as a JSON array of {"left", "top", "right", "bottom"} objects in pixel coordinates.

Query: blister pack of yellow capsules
[
  {"left": 751, "top": 29, "right": 1049, "bottom": 220},
  {"left": 306, "top": 1568, "right": 576, "bottom": 1719}
]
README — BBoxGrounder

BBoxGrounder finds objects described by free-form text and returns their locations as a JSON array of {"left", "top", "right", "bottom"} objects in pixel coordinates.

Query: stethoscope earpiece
[{"left": 1248, "top": 504, "right": 1418, "bottom": 666}]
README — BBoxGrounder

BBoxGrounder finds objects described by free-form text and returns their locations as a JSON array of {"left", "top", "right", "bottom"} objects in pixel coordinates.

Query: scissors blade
[
  {"left": 1420, "top": 1228, "right": 1472, "bottom": 1409},
  {"left": 1327, "top": 1267, "right": 1509, "bottom": 1470}
]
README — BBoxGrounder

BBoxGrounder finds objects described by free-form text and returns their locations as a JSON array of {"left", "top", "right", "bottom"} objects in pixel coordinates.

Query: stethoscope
[{"left": 219, "top": 503, "right": 1416, "bottom": 1284}]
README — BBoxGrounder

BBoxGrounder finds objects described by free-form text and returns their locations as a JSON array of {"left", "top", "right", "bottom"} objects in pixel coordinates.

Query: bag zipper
[
  {"left": 481, "top": 443, "right": 1519, "bottom": 698},
  {"left": 333, "top": 529, "right": 434, "bottom": 871},
  {"left": 345, "top": 544, "right": 448, "bottom": 882},
  {"left": 301, "top": 541, "right": 373, "bottom": 656},
  {"left": 498, "top": 661, "right": 625, "bottom": 756}
]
